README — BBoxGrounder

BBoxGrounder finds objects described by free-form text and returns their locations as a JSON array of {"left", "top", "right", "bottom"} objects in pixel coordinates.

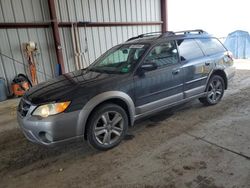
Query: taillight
[{"left": 226, "top": 51, "right": 234, "bottom": 61}]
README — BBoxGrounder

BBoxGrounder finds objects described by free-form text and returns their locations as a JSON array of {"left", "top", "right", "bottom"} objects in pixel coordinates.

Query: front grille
[{"left": 18, "top": 99, "right": 31, "bottom": 117}]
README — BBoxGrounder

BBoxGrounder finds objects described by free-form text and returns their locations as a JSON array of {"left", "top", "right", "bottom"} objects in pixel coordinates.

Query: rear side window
[
  {"left": 197, "top": 38, "right": 226, "bottom": 55},
  {"left": 177, "top": 39, "right": 204, "bottom": 61}
]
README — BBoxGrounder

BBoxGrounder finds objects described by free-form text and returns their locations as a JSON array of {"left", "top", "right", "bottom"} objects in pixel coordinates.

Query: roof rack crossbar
[{"left": 174, "top": 29, "right": 207, "bottom": 35}]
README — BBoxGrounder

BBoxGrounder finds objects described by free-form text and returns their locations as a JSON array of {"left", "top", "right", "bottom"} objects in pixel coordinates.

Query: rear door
[
  {"left": 177, "top": 39, "right": 211, "bottom": 98},
  {"left": 134, "top": 41, "right": 184, "bottom": 115}
]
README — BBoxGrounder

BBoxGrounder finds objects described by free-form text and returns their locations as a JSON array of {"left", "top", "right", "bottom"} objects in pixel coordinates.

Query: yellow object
[{"left": 56, "top": 102, "right": 71, "bottom": 114}]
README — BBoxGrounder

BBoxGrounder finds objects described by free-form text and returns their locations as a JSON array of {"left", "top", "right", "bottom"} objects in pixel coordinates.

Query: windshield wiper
[{"left": 88, "top": 67, "right": 117, "bottom": 74}]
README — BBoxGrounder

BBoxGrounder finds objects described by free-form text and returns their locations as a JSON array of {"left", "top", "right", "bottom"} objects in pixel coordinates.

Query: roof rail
[
  {"left": 126, "top": 31, "right": 174, "bottom": 41},
  {"left": 174, "top": 29, "right": 207, "bottom": 35},
  {"left": 126, "top": 29, "right": 207, "bottom": 41}
]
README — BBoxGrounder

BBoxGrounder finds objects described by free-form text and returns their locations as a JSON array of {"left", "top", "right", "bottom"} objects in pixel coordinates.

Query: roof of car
[{"left": 124, "top": 29, "right": 212, "bottom": 45}]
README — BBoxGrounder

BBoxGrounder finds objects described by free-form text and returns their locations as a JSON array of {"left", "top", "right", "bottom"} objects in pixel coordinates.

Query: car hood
[{"left": 24, "top": 69, "right": 120, "bottom": 105}]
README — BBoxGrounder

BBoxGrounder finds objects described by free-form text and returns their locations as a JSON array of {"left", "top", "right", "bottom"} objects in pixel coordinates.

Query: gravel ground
[{"left": 0, "top": 60, "right": 250, "bottom": 188}]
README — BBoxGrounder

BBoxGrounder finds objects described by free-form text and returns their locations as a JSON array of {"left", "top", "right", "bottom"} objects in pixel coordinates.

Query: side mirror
[{"left": 140, "top": 62, "right": 158, "bottom": 71}]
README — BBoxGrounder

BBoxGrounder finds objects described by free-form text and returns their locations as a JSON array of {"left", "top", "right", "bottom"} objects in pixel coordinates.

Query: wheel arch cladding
[
  {"left": 75, "top": 91, "right": 136, "bottom": 139},
  {"left": 211, "top": 70, "right": 228, "bottom": 89}
]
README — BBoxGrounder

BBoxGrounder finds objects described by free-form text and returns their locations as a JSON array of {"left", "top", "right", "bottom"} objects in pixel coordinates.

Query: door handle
[
  {"left": 172, "top": 69, "right": 180, "bottom": 75},
  {"left": 205, "top": 62, "right": 210, "bottom": 66}
]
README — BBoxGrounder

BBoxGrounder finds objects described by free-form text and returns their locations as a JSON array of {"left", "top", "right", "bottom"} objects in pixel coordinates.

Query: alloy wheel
[
  {"left": 207, "top": 78, "right": 223, "bottom": 103},
  {"left": 94, "top": 111, "right": 124, "bottom": 145}
]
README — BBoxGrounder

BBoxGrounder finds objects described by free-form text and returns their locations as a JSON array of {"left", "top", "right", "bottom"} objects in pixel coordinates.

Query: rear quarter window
[
  {"left": 177, "top": 39, "right": 204, "bottom": 61},
  {"left": 196, "top": 38, "right": 226, "bottom": 56}
]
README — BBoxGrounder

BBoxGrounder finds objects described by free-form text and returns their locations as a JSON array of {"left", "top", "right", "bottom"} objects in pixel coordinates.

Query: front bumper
[{"left": 17, "top": 100, "right": 83, "bottom": 146}]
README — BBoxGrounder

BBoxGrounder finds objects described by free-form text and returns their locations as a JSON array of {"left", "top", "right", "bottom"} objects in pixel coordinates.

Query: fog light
[
  {"left": 45, "top": 133, "right": 53, "bottom": 142},
  {"left": 39, "top": 132, "right": 53, "bottom": 143}
]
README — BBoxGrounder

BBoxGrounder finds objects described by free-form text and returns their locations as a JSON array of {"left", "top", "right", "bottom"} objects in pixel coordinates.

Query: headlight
[{"left": 32, "top": 101, "right": 71, "bottom": 117}]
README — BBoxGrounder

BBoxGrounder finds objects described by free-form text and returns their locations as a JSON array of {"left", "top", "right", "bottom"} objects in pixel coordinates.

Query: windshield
[{"left": 88, "top": 44, "right": 149, "bottom": 74}]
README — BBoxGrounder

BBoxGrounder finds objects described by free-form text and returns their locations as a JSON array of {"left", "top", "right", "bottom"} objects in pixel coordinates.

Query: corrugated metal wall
[
  {"left": 0, "top": 0, "right": 161, "bottom": 93},
  {"left": 55, "top": 0, "right": 161, "bottom": 73},
  {"left": 0, "top": 0, "right": 57, "bottom": 92}
]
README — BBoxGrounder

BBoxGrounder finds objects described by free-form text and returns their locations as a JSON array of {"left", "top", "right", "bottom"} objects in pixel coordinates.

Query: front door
[{"left": 134, "top": 41, "right": 184, "bottom": 115}]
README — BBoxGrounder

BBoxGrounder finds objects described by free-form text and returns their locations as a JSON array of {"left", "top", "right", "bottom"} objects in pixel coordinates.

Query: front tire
[
  {"left": 199, "top": 75, "right": 225, "bottom": 106},
  {"left": 86, "top": 103, "right": 128, "bottom": 151}
]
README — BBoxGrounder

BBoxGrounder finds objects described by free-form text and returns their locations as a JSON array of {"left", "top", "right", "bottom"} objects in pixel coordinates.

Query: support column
[
  {"left": 161, "top": 0, "right": 168, "bottom": 32},
  {"left": 48, "top": 0, "right": 65, "bottom": 74}
]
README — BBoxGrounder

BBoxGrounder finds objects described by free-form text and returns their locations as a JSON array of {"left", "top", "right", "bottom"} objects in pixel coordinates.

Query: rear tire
[
  {"left": 199, "top": 75, "right": 225, "bottom": 106},
  {"left": 86, "top": 103, "right": 128, "bottom": 151}
]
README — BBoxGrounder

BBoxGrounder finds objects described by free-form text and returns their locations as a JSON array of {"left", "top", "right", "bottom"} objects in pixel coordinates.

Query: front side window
[
  {"left": 89, "top": 44, "right": 149, "bottom": 74},
  {"left": 144, "top": 41, "right": 179, "bottom": 68},
  {"left": 177, "top": 39, "right": 204, "bottom": 61}
]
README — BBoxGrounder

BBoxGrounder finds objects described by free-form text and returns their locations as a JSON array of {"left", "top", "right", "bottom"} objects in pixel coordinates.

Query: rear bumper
[
  {"left": 227, "top": 66, "right": 236, "bottom": 80},
  {"left": 17, "top": 104, "right": 83, "bottom": 146},
  {"left": 225, "top": 65, "right": 236, "bottom": 88}
]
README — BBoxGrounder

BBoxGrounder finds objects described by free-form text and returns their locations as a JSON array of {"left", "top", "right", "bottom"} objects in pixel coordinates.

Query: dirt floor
[{"left": 0, "top": 60, "right": 250, "bottom": 188}]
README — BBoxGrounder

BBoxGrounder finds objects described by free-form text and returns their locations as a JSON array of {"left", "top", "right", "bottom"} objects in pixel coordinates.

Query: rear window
[
  {"left": 177, "top": 39, "right": 204, "bottom": 61},
  {"left": 196, "top": 38, "right": 226, "bottom": 56}
]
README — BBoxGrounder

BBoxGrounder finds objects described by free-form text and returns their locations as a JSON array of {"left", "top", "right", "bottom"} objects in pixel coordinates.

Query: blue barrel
[{"left": 0, "top": 78, "right": 7, "bottom": 102}]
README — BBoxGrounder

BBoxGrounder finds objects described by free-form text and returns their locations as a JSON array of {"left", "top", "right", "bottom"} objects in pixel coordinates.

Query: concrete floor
[{"left": 0, "top": 60, "right": 250, "bottom": 188}]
